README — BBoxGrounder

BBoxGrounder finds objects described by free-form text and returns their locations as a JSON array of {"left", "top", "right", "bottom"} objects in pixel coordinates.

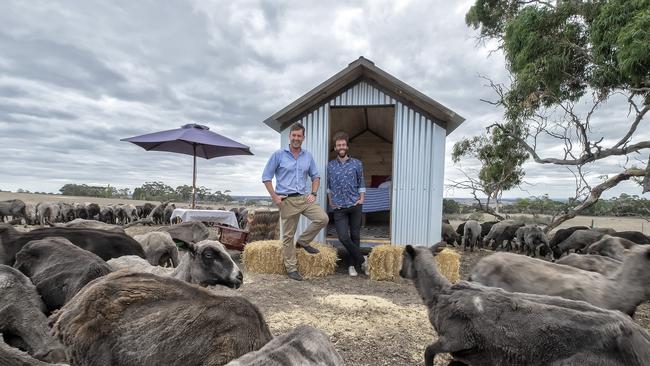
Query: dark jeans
[{"left": 332, "top": 204, "right": 364, "bottom": 270}]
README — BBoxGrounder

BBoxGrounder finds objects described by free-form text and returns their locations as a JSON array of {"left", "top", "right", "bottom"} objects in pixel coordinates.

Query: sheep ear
[{"left": 405, "top": 245, "right": 416, "bottom": 257}]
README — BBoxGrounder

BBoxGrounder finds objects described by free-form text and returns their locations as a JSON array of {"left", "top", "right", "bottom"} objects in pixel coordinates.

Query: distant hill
[
  {"left": 231, "top": 195, "right": 272, "bottom": 202},
  {"left": 446, "top": 197, "right": 568, "bottom": 205},
  {"left": 230, "top": 196, "right": 570, "bottom": 205}
]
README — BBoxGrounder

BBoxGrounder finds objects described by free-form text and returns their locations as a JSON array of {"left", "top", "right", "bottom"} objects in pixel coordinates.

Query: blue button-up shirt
[
  {"left": 327, "top": 157, "right": 366, "bottom": 208},
  {"left": 262, "top": 147, "right": 320, "bottom": 195}
]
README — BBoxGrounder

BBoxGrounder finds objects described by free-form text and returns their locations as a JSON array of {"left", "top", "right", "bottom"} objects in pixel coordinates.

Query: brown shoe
[
  {"left": 287, "top": 271, "right": 303, "bottom": 281},
  {"left": 296, "top": 242, "right": 320, "bottom": 254},
  {"left": 301, "top": 245, "right": 320, "bottom": 254}
]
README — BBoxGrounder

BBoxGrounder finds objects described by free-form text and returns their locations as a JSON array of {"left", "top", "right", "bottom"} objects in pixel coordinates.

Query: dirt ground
[
  {"left": 234, "top": 251, "right": 649, "bottom": 366},
  {"left": 124, "top": 227, "right": 650, "bottom": 366}
]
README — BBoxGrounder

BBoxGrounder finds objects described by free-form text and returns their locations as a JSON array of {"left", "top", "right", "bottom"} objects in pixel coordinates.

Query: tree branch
[
  {"left": 517, "top": 0, "right": 556, "bottom": 8},
  {"left": 447, "top": 170, "right": 506, "bottom": 220},
  {"left": 489, "top": 123, "right": 650, "bottom": 165},
  {"left": 612, "top": 103, "right": 649, "bottom": 149},
  {"left": 544, "top": 168, "right": 647, "bottom": 232}
]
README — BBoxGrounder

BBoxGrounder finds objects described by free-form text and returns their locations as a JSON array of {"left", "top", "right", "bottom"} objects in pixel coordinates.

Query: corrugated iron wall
[
  {"left": 280, "top": 80, "right": 445, "bottom": 246},
  {"left": 391, "top": 104, "right": 446, "bottom": 245}
]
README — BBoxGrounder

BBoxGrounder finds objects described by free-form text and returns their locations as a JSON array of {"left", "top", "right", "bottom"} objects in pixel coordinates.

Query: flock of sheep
[
  {"left": 1, "top": 195, "right": 650, "bottom": 365},
  {"left": 421, "top": 218, "right": 650, "bottom": 365},
  {"left": 0, "top": 214, "right": 342, "bottom": 366},
  {"left": 0, "top": 198, "right": 173, "bottom": 226},
  {"left": 0, "top": 199, "right": 250, "bottom": 228},
  {"left": 443, "top": 219, "right": 649, "bottom": 260}
]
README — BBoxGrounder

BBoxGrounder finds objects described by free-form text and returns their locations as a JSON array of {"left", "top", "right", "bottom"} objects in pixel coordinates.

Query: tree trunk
[
  {"left": 470, "top": 194, "right": 506, "bottom": 221},
  {"left": 643, "top": 156, "right": 650, "bottom": 193},
  {"left": 480, "top": 196, "right": 505, "bottom": 220},
  {"left": 544, "top": 168, "right": 646, "bottom": 233}
]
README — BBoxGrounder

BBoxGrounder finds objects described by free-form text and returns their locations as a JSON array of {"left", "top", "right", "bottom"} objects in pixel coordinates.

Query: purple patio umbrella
[{"left": 121, "top": 123, "right": 253, "bottom": 208}]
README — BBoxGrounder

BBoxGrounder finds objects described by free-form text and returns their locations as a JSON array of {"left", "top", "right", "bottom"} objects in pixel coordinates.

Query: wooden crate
[{"left": 216, "top": 225, "right": 249, "bottom": 251}]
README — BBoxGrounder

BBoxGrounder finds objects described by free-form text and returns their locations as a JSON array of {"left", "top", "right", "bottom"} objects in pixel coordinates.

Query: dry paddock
[
  {"left": 7, "top": 223, "right": 650, "bottom": 365},
  {"left": 131, "top": 225, "right": 649, "bottom": 366},
  {"left": 5, "top": 193, "right": 649, "bottom": 365}
]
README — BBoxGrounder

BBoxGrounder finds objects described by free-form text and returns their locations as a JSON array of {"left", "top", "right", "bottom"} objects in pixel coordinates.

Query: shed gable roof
[{"left": 263, "top": 57, "right": 465, "bottom": 135}]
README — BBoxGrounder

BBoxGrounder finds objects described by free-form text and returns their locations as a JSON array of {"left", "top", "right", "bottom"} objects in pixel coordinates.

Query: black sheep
[{"left": 0, "top": 224, "right": 145, "bottom": 265}]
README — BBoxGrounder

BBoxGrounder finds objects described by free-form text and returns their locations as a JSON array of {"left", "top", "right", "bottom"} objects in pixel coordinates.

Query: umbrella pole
[{"left": 192, "top": 145, "right": 197, "bottom": 209}]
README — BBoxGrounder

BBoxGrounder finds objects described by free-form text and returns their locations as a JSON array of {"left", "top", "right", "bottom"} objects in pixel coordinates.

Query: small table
[{"left": 170, "top": 209, "right": 238, "bottom": 228}]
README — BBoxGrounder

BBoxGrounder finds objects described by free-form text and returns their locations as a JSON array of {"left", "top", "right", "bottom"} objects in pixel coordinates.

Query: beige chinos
[{"left": 279, "top": 196, "right": 329, "bottom": 272}]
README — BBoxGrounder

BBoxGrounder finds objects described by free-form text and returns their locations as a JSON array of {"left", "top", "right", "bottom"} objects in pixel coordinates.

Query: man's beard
[
  {"left": 337, "top": 149, "right": 347, "bottom": 158},
  {"left": 291, "top": 140, "right": 301, "bottom": 148}
]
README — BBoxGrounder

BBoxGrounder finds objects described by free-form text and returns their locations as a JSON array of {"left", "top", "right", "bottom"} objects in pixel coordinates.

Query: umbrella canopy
[
  {"left": 121, "top": 123, "right": 252, "bottom": 158},
  {"left": 121, "top": 123, "right": 253, "bottom": 208}
]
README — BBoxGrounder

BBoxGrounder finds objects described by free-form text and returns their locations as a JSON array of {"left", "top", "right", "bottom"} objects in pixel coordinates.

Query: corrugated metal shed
[{"left": 269, "top": 57, "right": 464, "bottom": 246}]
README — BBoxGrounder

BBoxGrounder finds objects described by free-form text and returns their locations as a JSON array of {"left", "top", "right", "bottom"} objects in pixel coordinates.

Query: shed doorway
[{"left": 326, "top": 105, "right": 394, "bottom": 249}]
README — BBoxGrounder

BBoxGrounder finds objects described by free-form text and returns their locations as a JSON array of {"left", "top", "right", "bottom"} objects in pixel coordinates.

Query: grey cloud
[
  {"left": 0, "top": 102, "right": 77, "bottom": 121},
  {"left": 0, "top": 32, "right": 126, "bottom": 96},
  {"left": 0, "top": 85, "right": 30, "bottom": 98},
  {"left": 1, "top": 0, "right": 647, "bottom": 199}
]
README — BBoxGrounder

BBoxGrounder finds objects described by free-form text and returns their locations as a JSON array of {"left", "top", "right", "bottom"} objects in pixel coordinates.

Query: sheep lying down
[
  {"left": 226, "top": 325, "right": 344, "bottom": 366},
  {"left": 108, "top": 240, "right": 243, "bottom": 289}
]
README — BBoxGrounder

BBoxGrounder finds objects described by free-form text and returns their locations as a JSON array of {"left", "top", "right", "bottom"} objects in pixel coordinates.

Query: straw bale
[
  {"left": 367, "top": 245, "right": 404, "bottom": 281},
  {"left": 435, "top": 248, "right": 461, "bottom": 283},
  {"left": 241, "top": 240, "right": 285, "bottom": 275},
  {"left": 368, "top": 245, "right": 461, "bottom": 283},
  {"left": 242, "top": 240, "right": 337, "bottom": 278},
  {"left": 296, "top": 242, "right": 338, "bottom": 278}
]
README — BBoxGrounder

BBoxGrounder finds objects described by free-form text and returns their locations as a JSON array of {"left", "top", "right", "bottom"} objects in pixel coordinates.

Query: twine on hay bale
[
  {"left": 368, "top": 245, "right": 460, "bottom": 283},
  {"left": 242, "top": 240, "right": 338, "bottom": 278}
]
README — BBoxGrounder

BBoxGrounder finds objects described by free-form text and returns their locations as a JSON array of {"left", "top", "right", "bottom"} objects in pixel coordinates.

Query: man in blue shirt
[
  {"left": 262, "top": 122, "right": 329, "bottom": 281},
  {"left": 327, "top": 131, "right": 367, "bottom": 277}
]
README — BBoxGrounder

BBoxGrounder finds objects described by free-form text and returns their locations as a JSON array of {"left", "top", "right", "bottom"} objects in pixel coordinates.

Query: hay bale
[
  {"left": 368, "top": 245, "right": 404, "bottom": 281},
  {"left": 368, "top": 245, "right": 461, "bottom": 283},
  {"left": 242, "top": 240, "right": 285, "bottom": 275},
  {"left": 297, "top": 242, "right": 338, "bottom": 278},
  {"left": 242, "top": 240, "right": 337, "bottom": 278},
  {"left": 435, "top": 248, "right": 461, "bottom": 283}
]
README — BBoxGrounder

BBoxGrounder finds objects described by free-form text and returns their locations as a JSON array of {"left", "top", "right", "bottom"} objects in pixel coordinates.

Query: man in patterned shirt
[{"left": 327, "top": 131, "right": 368, "bottom": 276}]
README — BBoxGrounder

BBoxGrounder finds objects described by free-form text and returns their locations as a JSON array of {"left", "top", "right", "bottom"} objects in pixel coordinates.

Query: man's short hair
[
  {"left": 289, "top": 122, "right": 305, "bottom": 135},
  {"left": 333, "top": 131, "right": 349, "bottom": 144}
]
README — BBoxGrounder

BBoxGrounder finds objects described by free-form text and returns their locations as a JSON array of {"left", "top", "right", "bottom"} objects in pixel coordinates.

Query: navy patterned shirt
[{"left": 327, "top": 157, "right": 366, "bottom": 208}]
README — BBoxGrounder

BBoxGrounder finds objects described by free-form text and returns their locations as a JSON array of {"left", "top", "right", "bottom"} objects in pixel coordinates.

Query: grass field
[{"left": 448, "top": 213, "right": 650, "bottom": 235}]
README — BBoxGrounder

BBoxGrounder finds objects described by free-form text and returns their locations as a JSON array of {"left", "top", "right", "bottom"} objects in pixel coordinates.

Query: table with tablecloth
[{"left": 170, "top": 209, "right": 238, "bottom": 227}]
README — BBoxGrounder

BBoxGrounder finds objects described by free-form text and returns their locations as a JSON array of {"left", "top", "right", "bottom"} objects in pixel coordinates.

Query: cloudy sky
[{"left": 1, "top": 0, "right": 648, "bottom": 199}]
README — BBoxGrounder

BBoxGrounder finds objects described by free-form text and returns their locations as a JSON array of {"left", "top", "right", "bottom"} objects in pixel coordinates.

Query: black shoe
[
  {"left": 287, "top": 271, "right": 303, "bottom": 281},
  {"left": 300, "top": 245, "right": 320, "bottom": 254}
]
